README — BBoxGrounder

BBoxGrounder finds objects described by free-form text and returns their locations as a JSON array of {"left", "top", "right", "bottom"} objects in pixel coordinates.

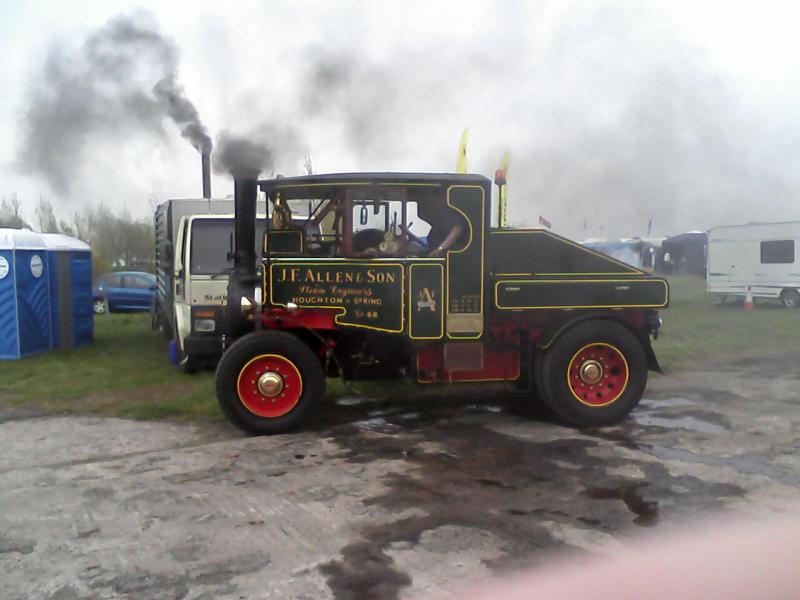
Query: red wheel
[
  {"left": 567, "top": 343, "right": 629, "bottom": 407},
  {"left": 538, "top": 321, "right": 647, "bottom": 427},
  {"left": 237, "top": 354, "right": 303, "bottom": 418},
  {"left": 216, "top": 331, "right": 325, "bottom": 435}
]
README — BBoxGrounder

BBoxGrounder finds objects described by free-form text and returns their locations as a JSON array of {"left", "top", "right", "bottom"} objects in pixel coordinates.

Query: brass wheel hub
[
  {"left": 579, "top": 359, "right": 604, "bottom": 385},
  {"left": 257, "top": 372, "right": 284, "bottom": 397}
]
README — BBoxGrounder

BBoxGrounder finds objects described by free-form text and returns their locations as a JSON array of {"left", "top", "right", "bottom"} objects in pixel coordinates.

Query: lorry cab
[
  {"left": 171, "top": 212, "right": 317, "bottom": 370},
  {"left": 172, "top": 213, "right": 266, "bottom": 370},
  {"left": 215, "top": 172, "right": 669, "bottom": 434}
]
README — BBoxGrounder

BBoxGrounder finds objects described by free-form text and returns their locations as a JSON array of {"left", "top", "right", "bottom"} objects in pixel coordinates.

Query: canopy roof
[
  {"left": 0, "top": 228, "right": 46, "bottom": 250},
  {"left": 41, "top": 233, "right": 90, "bottom": 251},
  {"left": 259, "top": 172, "right": 491, "bottom": 200}
]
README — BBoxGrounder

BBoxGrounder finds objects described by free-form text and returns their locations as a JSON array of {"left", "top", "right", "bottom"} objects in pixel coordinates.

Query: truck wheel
[
  {"left": 172, "top": 320, "right": 197, "bottom": 374},
  {"left": 539, "top": 321, "right": 647, "bottom": 427},
  {"left": 780, "top": 288, "right": 800, "bottom": 308},
  {"left": 161, "top": 317, "right": 174, "bottom": 339},
  {"left": 179, "top": 350, "right": 197, "bottom": 374},
  {"left": 215, "top": 331, "right": 325, "bottom": 435},
  {"left": 151, "top": 299, "right": 172, "bottom": 338},
  {"left": 93, "top": 298, "right": 107, "bottom": 315}
]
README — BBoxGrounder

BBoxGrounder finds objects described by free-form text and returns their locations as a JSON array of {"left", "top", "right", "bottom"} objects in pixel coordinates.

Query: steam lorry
[{"left": 215, "top": 172, "right": 669, "bottom": 434}]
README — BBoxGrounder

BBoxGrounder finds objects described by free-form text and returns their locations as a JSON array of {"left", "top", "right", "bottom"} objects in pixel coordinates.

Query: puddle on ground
[
  {"left": 368, "top": 409, "right": 392, "bottom": 417},
  {"left": 335, "top": 397, "right": 369, "bottom": 407},
  {"left": 466, "top": 404, "right": 504, "bottom": 413},
  {"left": 640, "top": 396, "right": 696, "bottom": 408},
  {"left": 647, "top": 444, "right": 800, "bottom": 488},
  {"left": 633, "top": 414, "right": 728, "bottom": 434},
  {"left": 316, "top": 390, "right": 749, "bottom": 600},
  {"left": 584, "top": 483, "right": 659, "bottom": 527},
  {"left": 352, "top": 417, "right": 401, "bottom": 433},
  {"left": 396, "top": 412, "right": 420, "bottom": 420}
]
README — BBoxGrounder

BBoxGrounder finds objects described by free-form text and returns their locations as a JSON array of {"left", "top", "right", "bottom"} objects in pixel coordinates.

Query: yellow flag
[{"left": 455, "top": 128, "right": 469, "bottom": 173}]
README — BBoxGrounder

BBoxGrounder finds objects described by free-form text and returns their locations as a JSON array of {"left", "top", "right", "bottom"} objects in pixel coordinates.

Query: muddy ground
[{"left": 2, "top": 354, "right": 799, "bottom": 599}]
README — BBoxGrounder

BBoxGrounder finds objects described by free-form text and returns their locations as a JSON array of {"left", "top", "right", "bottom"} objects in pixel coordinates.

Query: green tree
[
  {"left": 35, "top": 196, "right": 59, "bottom": 233},
  {"left": 69, "top": 203, "right": 154, "bottom": 279},
  {"left": 0, "top": 194, "right": 30, "bottom": 228}
]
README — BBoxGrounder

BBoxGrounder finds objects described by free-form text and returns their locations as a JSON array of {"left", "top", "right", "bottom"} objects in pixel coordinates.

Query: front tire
[
  {"left": 215, "top": 331, "right": 325, "bottom": 435},
  {"left": 538, "top": 320, "right": 647, "bottom": 428},
  {"left": 93, "top": 298, "right": 107, "bottom": 314}
]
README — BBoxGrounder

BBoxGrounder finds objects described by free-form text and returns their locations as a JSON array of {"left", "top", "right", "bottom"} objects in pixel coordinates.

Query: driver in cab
[{"left": 418, "top": 196, "right": 466, "bottom": 257}]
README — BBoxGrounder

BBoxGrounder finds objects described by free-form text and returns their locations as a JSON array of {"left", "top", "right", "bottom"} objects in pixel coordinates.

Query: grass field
[
  {"left": 0, "top": 275, "right": 795, "bottom": 421},
  {"left": 0, "top": 314, "right": 222, "bottom": 420},
  {"left": 652, "top": 275, "right": 797, "bottom": 369}
]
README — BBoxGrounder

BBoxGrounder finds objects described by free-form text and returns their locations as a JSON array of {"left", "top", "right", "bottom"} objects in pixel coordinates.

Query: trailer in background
[{"left": 707, "top": 221, "right": 800, "bottom": 307}]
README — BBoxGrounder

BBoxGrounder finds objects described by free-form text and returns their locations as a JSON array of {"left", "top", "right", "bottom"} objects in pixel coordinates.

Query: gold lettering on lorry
[
  {"left": 270, "top": 263, "right": 403, "bottom": 331},
  {"left": 417, "top": 287, "right": 436, "bottom": 311},
  {"left": 276, "top": 267, "right": 302, "bottom": 282},
  {"left": 298, "top": 269, "right": 367, "bottom": 284},
  {"left": 367, "top": 269, "right": 395, "bottom": 283},
  {"left": 276, "top": 266, "right": 396, "bottom": 286}
]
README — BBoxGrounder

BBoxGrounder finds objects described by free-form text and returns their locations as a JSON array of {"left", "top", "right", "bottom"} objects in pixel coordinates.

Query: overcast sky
[{"left": 2, "top": 0, "right": 800, "bottom": 239}]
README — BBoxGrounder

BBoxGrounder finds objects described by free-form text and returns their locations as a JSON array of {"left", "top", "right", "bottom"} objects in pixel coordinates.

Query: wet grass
[
  {"left": 655, "top": 275, "right": 798, "bottom": 371},
  {"left": 0, "top": 312, "right": 358, "bottom": 421},
  {"left": 0, "top": 275, "right": 794, "bottom": 421},
  {"left": 0, "top": 313, "right": 220, "bottom": 421}
]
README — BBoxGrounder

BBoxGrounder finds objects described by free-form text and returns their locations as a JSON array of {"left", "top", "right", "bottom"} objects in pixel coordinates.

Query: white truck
[
  {"left": 707, "top": 221, "right": 800, "bottom": 308},
  {"left": 154, "top": 199, "right": 266, "bottom": 371},
  {"left": 155, "top": 198, "right": 315, "bottom": 372}
]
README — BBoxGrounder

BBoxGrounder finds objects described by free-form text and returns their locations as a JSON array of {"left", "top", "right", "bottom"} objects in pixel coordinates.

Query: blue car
[{"left": 93, "top": 271, "right": 157, "bottom": 314}]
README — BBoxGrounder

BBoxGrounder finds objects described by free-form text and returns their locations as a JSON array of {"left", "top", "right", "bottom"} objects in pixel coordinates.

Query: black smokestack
[
  {"left": 233, "top": 175, "right": 258, "bottom": 272},
  {"left": 214, "top": 135, "right": 274, "bottom": 177},
  {"left": 152, "top": 76, "right": 212, "bottom": 154},
  {"left": 201, "top": 152, "right": 211, "bottom": 199},
  {"left": 213, "top": 126, "right": 302, "bottom": 336},
  {"left": 226, "top": 173, "right": 259, "bottom": 337},
  {"left": 212, "top": 124, "right": 303, "bottom": 178}
]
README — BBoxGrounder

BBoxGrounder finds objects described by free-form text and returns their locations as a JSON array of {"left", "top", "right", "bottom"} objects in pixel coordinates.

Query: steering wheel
[
  {"left": 352, "top": 229, "right": 386, "bottom": 255},
  {"left": 400, "top": 221, "right": 425, "bottom": 246}
]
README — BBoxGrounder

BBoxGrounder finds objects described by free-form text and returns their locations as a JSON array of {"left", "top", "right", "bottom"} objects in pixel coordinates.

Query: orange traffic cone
[{"left": 744, "top": 285, "right": 754, "bottom": 311}]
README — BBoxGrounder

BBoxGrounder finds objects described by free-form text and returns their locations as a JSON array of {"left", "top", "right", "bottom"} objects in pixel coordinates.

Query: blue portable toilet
[
  {"left": 42, "top": 234, "right": 93, "bottom": 349},
  {"left": 0, "top": 229, "right": 52, "bottom": 359}
]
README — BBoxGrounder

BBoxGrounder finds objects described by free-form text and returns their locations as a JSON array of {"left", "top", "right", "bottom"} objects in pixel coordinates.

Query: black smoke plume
[
  {"left": 298, "top": 51, "right": 415, "bottom": 161},
  {"left": 213, "top": 124, "right": 302, "bottom": 178},
  {"left": 153, "top": 78, "right": 212, "bottom": 154},
  {"left": 213, "top": 136, "right": 273, "bottom": 179},
  {"left": 19, "top": 12, "right": 211, "bottom": 193}
]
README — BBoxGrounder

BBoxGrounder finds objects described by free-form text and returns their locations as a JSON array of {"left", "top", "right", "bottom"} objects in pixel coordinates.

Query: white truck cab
[{"left": 172, "top": 213, "right": 267, "bottom": 371}]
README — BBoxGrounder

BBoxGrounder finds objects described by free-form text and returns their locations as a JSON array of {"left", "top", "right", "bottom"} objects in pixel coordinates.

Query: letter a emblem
[{"left": 417, "top": 288, "right": 436, "bottom": 312}]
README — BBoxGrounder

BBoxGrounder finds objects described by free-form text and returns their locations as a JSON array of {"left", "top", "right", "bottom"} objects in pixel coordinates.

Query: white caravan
[{"left": 707, "top": 221, "right": 800, "bottom": 307}]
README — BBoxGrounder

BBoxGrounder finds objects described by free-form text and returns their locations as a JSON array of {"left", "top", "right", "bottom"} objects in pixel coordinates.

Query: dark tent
[{"left": 656, "top": 232, "right": 708, "bottom": 276}]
